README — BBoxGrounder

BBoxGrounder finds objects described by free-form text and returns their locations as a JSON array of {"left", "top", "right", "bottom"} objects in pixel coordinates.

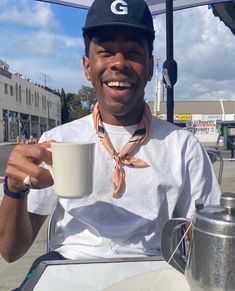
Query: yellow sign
[
  {"left": 157, "top": 114, "right": 167, "bottom": 120},
  {"left": 156, "top": 114, "right": 192, "bottom": 121},
  {"left": 175, "top": 114, "right": 192, "bottom": 121}
]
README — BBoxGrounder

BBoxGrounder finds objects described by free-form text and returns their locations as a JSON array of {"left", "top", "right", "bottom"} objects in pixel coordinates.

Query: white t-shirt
[{"left": 28, "top": 114, "right": 221, "bottom": 259}]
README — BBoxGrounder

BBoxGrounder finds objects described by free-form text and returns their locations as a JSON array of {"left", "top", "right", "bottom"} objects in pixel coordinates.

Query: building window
[
  {"left": 26, "top": 88, "right": 29, "bottom": 104},
  {"left": 31, "top": 92, "right": 34, "bottom": 104},
  {"left": 19, "top": 85, "right": 22, "bottom": 103},
  {"left": 57, "top": 101, "right": 61, "bottom": 113},
  {"left": 42, "top": 95, "right": 46, "bottom": 109},
  {"left": 29, "top": 89, "right": 31, "bottom": 105},
  {"left": 35, "top": 92, "right": 39, "bottom": 108},
  {"left": 16, "top": 83, "right": 18, "bottom": 102},
  {"left": 10, "top": 85, "right": 14, "bottom": 96},
  {"left": 4, "top": 83, "right": 8, "bottom": 94}
]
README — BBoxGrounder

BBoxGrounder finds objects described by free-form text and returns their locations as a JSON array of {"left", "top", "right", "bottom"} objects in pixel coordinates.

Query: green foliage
[
  {"left": 60, "top": 86, "right": 97, "bottom": 123},
  {"left": 78, "top": 85, "right": 97, "bottom": 111},
  {"left": 61, "top": 88, "right": 69, "bottom": 124}
]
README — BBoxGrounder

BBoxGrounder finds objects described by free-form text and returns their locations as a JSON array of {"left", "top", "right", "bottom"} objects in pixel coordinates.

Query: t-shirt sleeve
[
  {"left": 27, "top": 186, "right": 58, "bottom": 215},
  {"left": 174, "top": 140, "right": 221, "bottom": 219}
]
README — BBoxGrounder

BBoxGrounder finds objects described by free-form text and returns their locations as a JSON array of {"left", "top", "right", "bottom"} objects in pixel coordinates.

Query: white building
[
  {"left": 0, "top": 60, "right": 61, "bottom": 142},
  {"left": 148, "top": 100, "right": 235, "bottom": 143}
]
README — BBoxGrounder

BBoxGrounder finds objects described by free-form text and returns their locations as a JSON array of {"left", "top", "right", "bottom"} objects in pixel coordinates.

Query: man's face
[{"left": 83, "top": 27, "right": 153, "bottom": 125}]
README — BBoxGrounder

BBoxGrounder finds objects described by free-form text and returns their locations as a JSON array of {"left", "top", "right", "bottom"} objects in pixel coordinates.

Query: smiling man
[
  {"left": 83, "top": 27, "right": 153, "bottom": 125},
  {"left": 0, "top": 0, "right": 221, "bottom": 289}
]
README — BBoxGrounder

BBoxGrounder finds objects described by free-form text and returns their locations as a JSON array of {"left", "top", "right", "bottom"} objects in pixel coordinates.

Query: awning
[
  {"left": 37, "top": 0, "right": 232, "bottom": 14},
  {"left": 212, "top": 2, "right": 235, "bottom": 35}
]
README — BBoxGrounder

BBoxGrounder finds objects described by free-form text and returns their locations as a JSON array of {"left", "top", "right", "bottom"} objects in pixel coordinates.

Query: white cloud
[
  {"left": 150, "top": 6, "right": 235, "bottom": 101},
  {"left": 12, "top": 30, "right": 84, "bottom": 56},
  {"left": 0, "top": 0, "right": 59, "bottom": 29},
  {"left": 9, "top": 54, "right": 87, "bottom": 93},
  {"left": 0, "top": 0, "right": 86, "bottom": 93}
]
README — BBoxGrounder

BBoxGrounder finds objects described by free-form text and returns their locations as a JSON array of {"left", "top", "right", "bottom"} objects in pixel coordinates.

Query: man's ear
[
  {"left": 83, "top": 56, "right": 91, "bottom": 81},
  {"left": 148, "top": 55, "right": 154, "bottom": 81}
]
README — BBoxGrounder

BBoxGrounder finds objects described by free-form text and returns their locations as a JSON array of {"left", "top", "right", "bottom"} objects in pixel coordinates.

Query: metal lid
[
  {"left": 220, "top": 192, "right": 235, "bottom": 211},
  {"left": 193, "top": 193, "right": 235, "bottom": 236}
]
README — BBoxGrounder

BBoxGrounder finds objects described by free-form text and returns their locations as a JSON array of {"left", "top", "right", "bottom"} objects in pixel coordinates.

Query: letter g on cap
[{"left": 111, "top": 0, "right": 128, "bottom": 15}]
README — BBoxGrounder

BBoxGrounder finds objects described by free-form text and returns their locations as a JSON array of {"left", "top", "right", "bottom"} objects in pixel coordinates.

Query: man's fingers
[
  {"left": 12, "top": 142, "right": 53, "bottom": 166},
  {"left": 37, "top": 140, "right": 56, "bottom": 149},
  {"left": 5, "top": 140, "right": 56, "bottom": 191},
  {"left": 6, "top": 165, "right": 53, "bottom": 191},
  {"left": 7, "top": 154, "right": 46, "bottom": 178}
]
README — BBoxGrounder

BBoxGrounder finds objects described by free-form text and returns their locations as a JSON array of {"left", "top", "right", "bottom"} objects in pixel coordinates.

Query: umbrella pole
[{"left": 166, "top": 0, "right": 174, "bottom": 123}]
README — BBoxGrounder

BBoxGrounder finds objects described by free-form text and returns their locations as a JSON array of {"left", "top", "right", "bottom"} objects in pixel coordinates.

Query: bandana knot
[{"left": 93, "top": 102, "right": 152, "bottom": 198}]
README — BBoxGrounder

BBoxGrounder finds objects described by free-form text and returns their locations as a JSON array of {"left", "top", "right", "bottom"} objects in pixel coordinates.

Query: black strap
[{"left": 3, "top": 176, "right": 30, "bottom": 199}]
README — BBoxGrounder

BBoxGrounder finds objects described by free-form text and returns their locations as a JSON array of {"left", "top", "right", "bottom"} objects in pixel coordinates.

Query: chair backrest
[
  {"left": 47, "top": 201, "right": 64, "bottom": 252},
  {"left": 206, "top": 149, "right": 224, "bottom": 185}
]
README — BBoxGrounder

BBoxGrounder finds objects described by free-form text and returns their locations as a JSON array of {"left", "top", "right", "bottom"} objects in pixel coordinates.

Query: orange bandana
[{"left": 92, "top": 102, "right": 152, "bottom": 198}]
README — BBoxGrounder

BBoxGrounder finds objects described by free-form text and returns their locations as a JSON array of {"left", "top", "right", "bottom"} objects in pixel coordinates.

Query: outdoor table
[{"left": 21, "top": 256, "right": 190, "bottom": 291}]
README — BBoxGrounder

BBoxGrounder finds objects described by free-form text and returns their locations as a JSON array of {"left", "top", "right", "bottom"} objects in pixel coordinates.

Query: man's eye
[
  {"left": 127, "top": 51, "right": 138, "bottom": 56},
  {"left": 99, "top": 50, "right": 112, "bottom": 57},
  {"left": 127, "top": 50, "right": 143, "bottom": 57}
]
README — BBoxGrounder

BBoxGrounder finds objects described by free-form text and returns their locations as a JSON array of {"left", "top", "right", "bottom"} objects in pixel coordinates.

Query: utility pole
[
  {"left": 153, "top": 58, "right": 160, "bottom": 117},
  {"left": 44, "top": 74, "right": 47, "bottom": 88},
  {"left": 166, "top": 0, "right": 174, "bottom": 123},
  {"left": 164, "top": 0, "right": 177, "bottom": 123}
]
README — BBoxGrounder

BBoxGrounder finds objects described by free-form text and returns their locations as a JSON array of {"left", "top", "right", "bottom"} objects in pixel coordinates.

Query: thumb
[{"left": 38, "top": 140, "right": 56, "bottom": 150}]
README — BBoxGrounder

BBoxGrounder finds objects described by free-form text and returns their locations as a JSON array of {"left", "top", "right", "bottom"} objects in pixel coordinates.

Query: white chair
[
  {"left": 206, "top": 149, "right": 224, "bottom": 185},
  {"left": 47, "top": 201, "right": 64, "bottom": 252}
]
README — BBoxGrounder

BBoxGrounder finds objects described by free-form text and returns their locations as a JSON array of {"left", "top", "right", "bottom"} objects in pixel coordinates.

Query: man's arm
[
  {"left": 0, "top": 196, "right": 47, "bottom": 262},
  {"left": 0, "top": 141, "right": 53, "bottom": 262}
]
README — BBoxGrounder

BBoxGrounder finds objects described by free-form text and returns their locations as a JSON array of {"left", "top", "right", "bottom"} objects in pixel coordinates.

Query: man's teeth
[{"left": 107, "top": 81, "right": 131, "bottom": 88}]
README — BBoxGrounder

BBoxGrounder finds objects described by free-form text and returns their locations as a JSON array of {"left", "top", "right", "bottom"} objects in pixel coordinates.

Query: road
[{"left": 0, "top": 145, "right": 14, "bottom": 180}]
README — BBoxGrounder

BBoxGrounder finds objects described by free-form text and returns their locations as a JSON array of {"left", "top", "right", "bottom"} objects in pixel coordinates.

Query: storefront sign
[
  {"left": 204, "top": 114, "right": 222, "bottom": 121},
  {"left": 157, "top": 114, "right": 192, "bottom": 121},
  {"left": 192, "top": 120, "right": 216, "bottom": 134},
  {"left": 157, "top": 114, "right": 167, "bottom": 120},
  {"left": 175, "top": 114, "right": 192, "bottom": 121}
]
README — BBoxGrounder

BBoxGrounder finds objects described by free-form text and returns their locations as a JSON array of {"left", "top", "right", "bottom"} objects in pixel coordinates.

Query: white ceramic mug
[{"left": 48, "top": 142, "right": 95, "bottom": 198}]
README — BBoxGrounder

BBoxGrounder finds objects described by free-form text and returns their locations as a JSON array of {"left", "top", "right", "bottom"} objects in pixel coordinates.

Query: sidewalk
[
  {"left": 0, "top": 142, "right": 16, "bottom": 147},
  {"left": 0, "top": 139, "right": 37, "bottom": 146}
]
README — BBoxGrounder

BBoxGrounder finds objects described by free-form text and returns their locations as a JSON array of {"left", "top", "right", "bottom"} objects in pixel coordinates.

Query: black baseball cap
[{"left": 82, "top": 0, "right": 155, "bottom": 40}]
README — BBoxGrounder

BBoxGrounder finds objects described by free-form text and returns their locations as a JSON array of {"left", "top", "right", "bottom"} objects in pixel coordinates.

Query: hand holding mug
[{"left": 5, "top": 141, "right": 54, "bottom": 192}]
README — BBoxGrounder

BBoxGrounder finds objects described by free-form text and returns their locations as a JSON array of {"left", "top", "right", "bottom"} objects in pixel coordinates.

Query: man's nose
[{"left": 111, "top": 53, "right": 129, "bottom": 71}]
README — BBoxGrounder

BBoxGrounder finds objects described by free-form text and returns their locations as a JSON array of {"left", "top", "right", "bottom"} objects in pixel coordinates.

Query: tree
[
  {"left": 60, "top": 86, "right": 97, "bottom": 123},
  {"left": 67, "top": 93, "right": 84, "bottom": 121},
  {"left": 61, "top": 88, "right": 69, "bottom": 124},
  {"left": 78, "top": 86, "right": 97, "bottom": 111}
]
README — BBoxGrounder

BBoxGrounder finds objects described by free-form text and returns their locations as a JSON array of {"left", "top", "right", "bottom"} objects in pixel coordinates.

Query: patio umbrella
[{"left": 36, "top": 0, "right": 234, "bottom": 122}]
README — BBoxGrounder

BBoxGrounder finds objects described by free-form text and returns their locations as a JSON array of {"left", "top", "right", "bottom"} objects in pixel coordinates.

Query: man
[{"left": 0, "top": 0, "right": 221, "bottom": 288}]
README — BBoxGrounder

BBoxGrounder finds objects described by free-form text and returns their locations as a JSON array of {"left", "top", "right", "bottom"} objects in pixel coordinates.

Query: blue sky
[{"left": 0, "top": 0, "right": 235, "bottom": 101}]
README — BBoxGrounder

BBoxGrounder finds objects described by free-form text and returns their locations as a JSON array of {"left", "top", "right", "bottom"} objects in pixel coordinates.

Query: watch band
[{"left": 3, "top": 176, "right": 30, "bottom": 199}]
